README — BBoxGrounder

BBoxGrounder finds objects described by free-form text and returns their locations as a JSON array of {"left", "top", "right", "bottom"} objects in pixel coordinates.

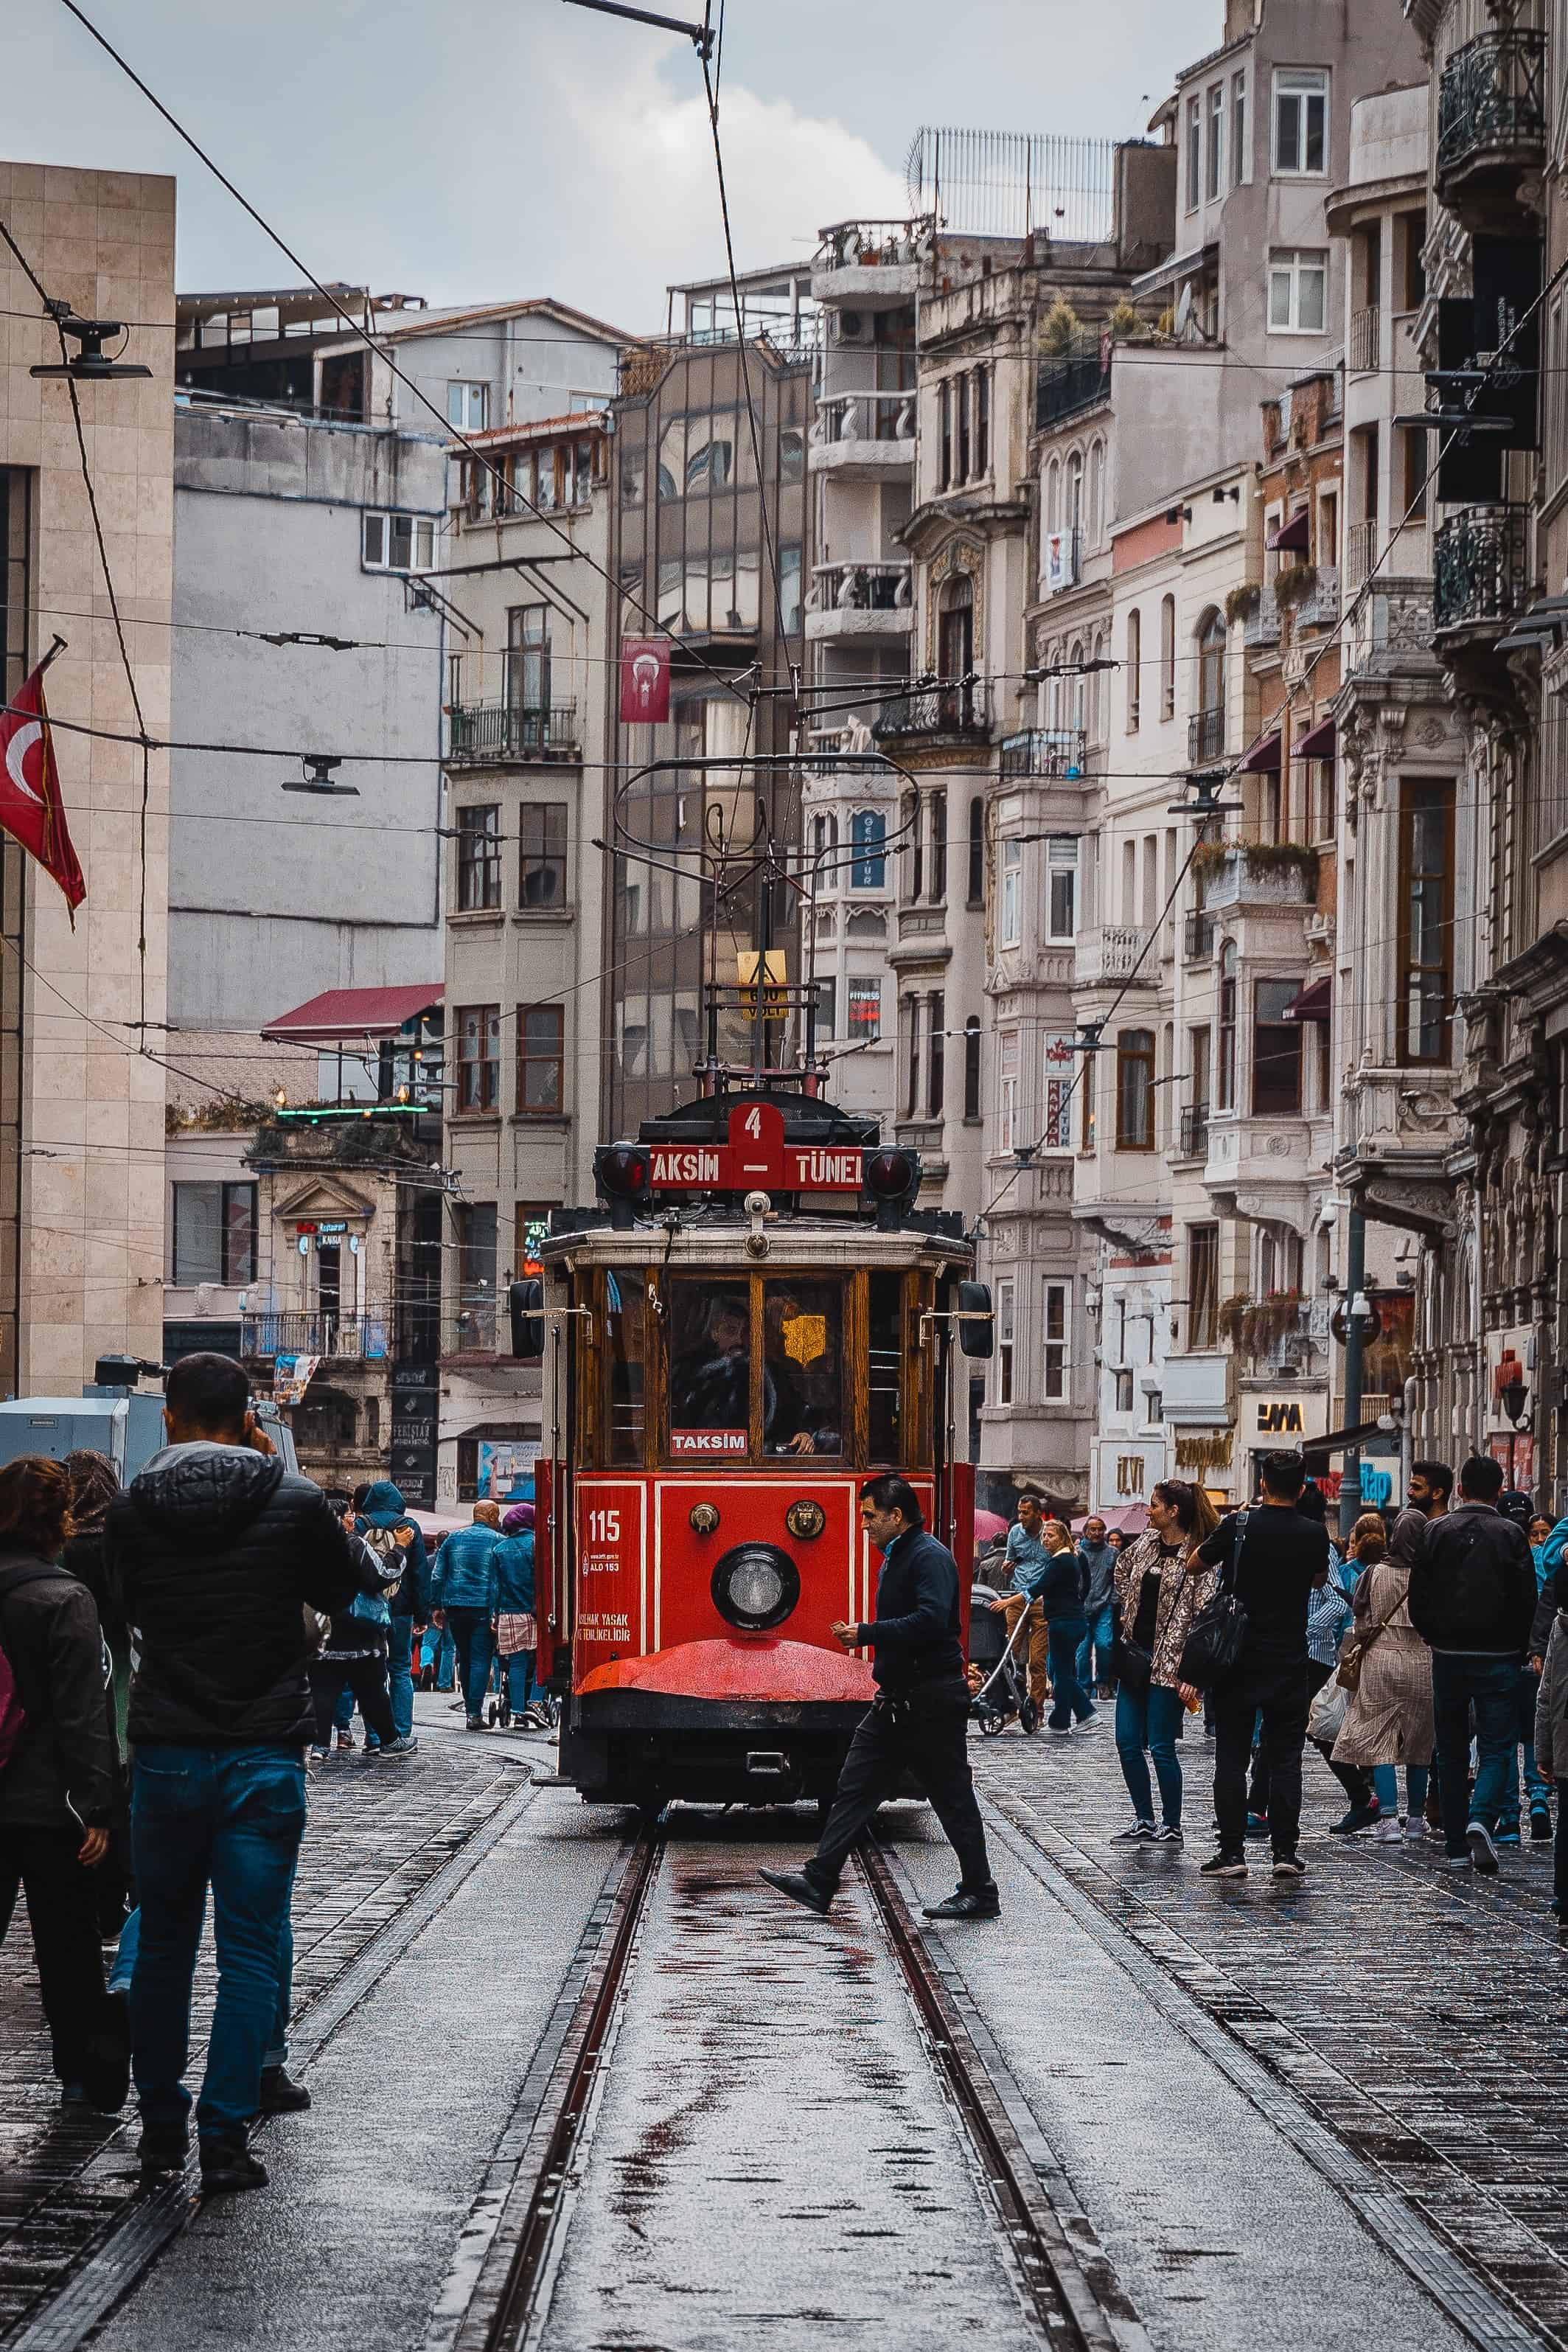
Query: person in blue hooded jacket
[
  {"left": 355, "top": 1482, "right": 428, "bottom": 1744},
  {"left": 431, "top": 1502, "right": 501, "bottom": 1729},
  {"left": 492, "top": 1502, "right": 540, "bottom": 1722}
]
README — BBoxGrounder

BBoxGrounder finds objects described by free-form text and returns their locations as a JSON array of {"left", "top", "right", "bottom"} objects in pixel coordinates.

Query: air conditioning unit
[{"left": 838, "top": 311, "right": 868, "bottom": 342}]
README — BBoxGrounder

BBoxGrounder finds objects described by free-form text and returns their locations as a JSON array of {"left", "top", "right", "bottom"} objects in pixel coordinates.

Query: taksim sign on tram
[{"left": 647, "top": 1099, "right": 863, "bottom": 1193}]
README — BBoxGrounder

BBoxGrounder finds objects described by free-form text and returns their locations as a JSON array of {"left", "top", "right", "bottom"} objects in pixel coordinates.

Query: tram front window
[
  {"left": 669, "top": 1283, "right": 750, "bottom": 1455},
  {"left": 763, "top": 1280, "right": 843, "bottom": 1456}
]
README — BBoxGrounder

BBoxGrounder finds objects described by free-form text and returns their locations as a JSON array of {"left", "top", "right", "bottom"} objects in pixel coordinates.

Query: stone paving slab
[{"left": 973, "top": 1718, "right": 1568, "bottom": 2346}]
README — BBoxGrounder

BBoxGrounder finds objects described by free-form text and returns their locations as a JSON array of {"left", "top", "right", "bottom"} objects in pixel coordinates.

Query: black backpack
[{"left": 1177, "top": 1510, "right": 1252, "bottom": 1690}]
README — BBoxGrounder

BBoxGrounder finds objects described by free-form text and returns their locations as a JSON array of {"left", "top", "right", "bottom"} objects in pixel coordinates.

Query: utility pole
[{"left": 1339, "top": 1205, "right": 1367, "bottom": 1543}]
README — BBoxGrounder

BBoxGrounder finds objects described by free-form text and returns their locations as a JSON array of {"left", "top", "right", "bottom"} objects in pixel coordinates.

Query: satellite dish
[{"left": 1174, "top": 283, "right": 1195, "bottom": 341}]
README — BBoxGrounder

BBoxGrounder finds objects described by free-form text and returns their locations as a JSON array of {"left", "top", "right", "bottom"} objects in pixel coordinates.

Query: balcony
[
  {"left": 1036, "top": 346, "right": 1111, "bottom": 432},
  {"left": 447, "top": 701, "right": 580, "bottom": 764},
  {"left": 874, "top": 679, "right": 990, "bottom": 746},
  {"left": 1218, "top": 1292, "right": 1314, "bottom": 1374},
  {"left": 808, "top": 391, "right": 916, "bottom": 475},
  {"left": 1436, "top": 28, "right": 1547, "bottom": 220},
  {"left": 998, "top": 727, "right": 1087, "bottom": 780},
  {"left": 1183, "top": 908, "right": 1214, "bottom": 962},
  {"left": 812, "top": 216, "right": 933, "bottom": 306},
  {"left": 1197, "top": 842, "right": 1318, "bottom": 914},
  {"left": 1073, "top": 924, "right": 1156, "bottom": 991},
  {"left": 1348, "top": 307, "right": 1380, "bottom": 374},
  {"left": 1241, "top": 584, "right": 1280, "bottom": 650},
  {"left": 1297, "top": 563, "right": 1339, "bottom": 629},
  {"left": 804, "top": 560, "right": 913, "bottom": 643},
  {"left": 242, "top": 1310, "right": 391, "bottom": 1363},
  {"left": 1432, "top": 503, "right": 1532, "bottom": 650},
  {"left": 1188, "top": 706, "right": 1225, "bottom": 763},
  {"left": 1178, "top": 1104, "right": 1210, "bottom": 1159}
]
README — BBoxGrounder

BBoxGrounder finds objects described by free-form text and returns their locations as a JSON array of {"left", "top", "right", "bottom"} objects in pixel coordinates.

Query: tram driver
[
  {"left": 669, "top": 1292, "right": 750, "bottom": 1436},
  {"left": 762, "top": 1286, "right": 840, "bottom": 1457}
]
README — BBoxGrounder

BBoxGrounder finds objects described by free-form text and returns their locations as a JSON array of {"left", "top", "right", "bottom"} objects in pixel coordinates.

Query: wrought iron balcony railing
[
  {"left": 873, "top": 679, "right": 990, "bottom": 742},
  {"left": 1437, "top": 27, "right": 1547, "bottom": 186},
  {"left": 1432, "top": 504, "right": 1532, "bottom": 637},
  {"left": 242, "top": 1311, "right": 390, "bottom": 1362},
  {"left": 998, "top": 726, "right": 1087, "bottom": 779},
  {"left": 447, "top": 701, "right": 579, "bottom": 762}
]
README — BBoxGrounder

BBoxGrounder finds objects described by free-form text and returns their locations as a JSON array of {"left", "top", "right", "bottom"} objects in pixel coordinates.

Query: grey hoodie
[{"left": 1078, "top": 1539, "right": 1117, "bottom": 1615}]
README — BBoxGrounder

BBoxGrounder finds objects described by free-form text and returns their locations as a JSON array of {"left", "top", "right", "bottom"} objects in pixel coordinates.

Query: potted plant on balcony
[
  {"left": 1241, "top": 840, "right": 1320, "bottom": 893},
  {"left": 1272, "top": 561, "right": 1318, "bottom": 611},
  {"left": 1225, "top": 582, "right": 1261, "bottom": 624},
  {"left": 1041, "top": 296, "right": 1082, "bottom": 356}
]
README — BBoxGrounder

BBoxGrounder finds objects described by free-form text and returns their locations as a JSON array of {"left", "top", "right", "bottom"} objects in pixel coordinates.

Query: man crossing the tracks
[{"left": 759, "top": 1475, "right": 1000, "bottom": 1923}]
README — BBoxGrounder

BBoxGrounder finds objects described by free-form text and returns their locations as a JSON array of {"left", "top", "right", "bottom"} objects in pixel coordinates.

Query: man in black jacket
[
  {"left": 759, "top": 1474, "right": 999, "bottom": 1922},
  {"left": 107, "top": 1353, "right": 369, "bottom": 2192},
  {"left": 1409, "top": 1452, "right": 1538, "bottom": 1873}
]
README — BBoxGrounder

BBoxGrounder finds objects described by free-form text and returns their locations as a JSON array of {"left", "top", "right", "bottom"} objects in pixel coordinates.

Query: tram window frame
[
  {"left": 601, "top": 1265, "right": 649, "bottom": 1466},
  {"left": 868, "top": 1270, "right": 903, "bottom": 1463},
  {"left": 652, "top": 1269, "right": 886, "bottom": 1465}
]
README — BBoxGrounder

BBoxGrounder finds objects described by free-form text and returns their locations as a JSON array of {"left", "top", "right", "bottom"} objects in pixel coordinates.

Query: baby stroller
[{"left": 968, "top": 1582, "right": 1039, "bottom": 1737}]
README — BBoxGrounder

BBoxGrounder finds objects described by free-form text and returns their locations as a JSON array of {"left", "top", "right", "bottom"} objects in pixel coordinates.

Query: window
[
  {"left": 938, "top": 573, "right": 973, "bottom": 680},
  {"left": 1207, "top": 83, "right": 1224, "bottom": 200},
  {"left": 1398, "top": 780, "right": 1454, "bottom": 1063},
  {"left": 1088, "top": 439, "right": 1106, "bottom": 545},
  {"left": 455, "top": 1203, "right": 498, "bottom": 1349},
  {"left": 927, "top": 990, "right": 945, "bottom": 1118},
  {"left": 171, "top": 1180, "right": 257, "bottom": 1287},
  {"left": 905, "top": 791, "right": 924, "bottom": 902},
  {"left": 955, "top": 371, "right": 972, "bottom": 481},
  {"left": 905, "top": 996, "right": 921, "bottom": 1117},
  {"left": 515, "top": 1202, "right": 552, "bottom": 1280},
  {"left": 448, "top": 381, "right": 489, "bottom": 431},
  {"left": 1126, "top": 608, "right": 1141, "bottom": 731},
  {"left": 518, "top": 1004, "right": 565, "bottom": 1114},
  {"left": 850, "top": 809, "right": 886, "bottom": 888},
  {"left": 847, "top": 978, "right": 882, "bottom": 1040},
  {"left": 603, "top": 1268, "right": 647, "bottom": 1464},
  {"left": 999, "top": 1031, "right": 1019, "bottom": 1153},
  {"left": 457, "top": 1003, "right": 501, "bottom": 1112},
  {"left": 814, "top": 977, "right": 836, "bottom": 1040},
  {"left": 868, "top": 1270, "right": 903, "bottom": 1461},
  {"left": 1043, "top": 1281, "right": 1070, "bottom": 1401},
  {"left": 975, "top": 368, "right": 990, "bottom": 476},
  {"left": 1253, "top": 980, "right": 1304, "bottom": 1114},
  {"left": 812, "top": 812, "right": 838, "bottom": 868},
  {"left": 1160, "top": 594, "right": 1176, "bottom": 720},
  {"left": 1218, "top": 942, "right": 1237, "bottom": 1109},
  {"left": 1188, "top": 1223, "right": 1220, "bottom": 1349},
  {"left": 1042, "top": 1031, "right": 1076, "bottom": 1152},
  {"left": 928, "top": 790, "right": 947, "bottom": 903},
  {"left": 938, "top": 378, "right": 952, "bottom": 490},
  {"left": 1046, "top": 835, "right": 1078, "bottom": 942},
  {"left": 1268, "top": 247, "right": 1328, "bottom": 334},
  {"left": 1000, "top": 838, "right": 1022, "bottom": 946},
  {"left": 1186, "top": 94, "right": 1202, "bottom": 212},
  {"left": 997, "top": 1279, "right": 1015, "bottom": 1405},
  {"left": 1401, "top": 209, "right": 1426, "bottom": 310},
  {"left": 1402, "top": 425, "right": 1428, "bottom": 522},
  {"left": 964, "top": 1015, "right": 982, "bottom": 1119},
  {"left": 1231, "top": 71, "right": 1247, "bottom": 187},
  {"left": 507, "top": 604, "right": 551, "bottom": 713},
  {"left": 778, "top": 543, "right": 802, "bottom": 635},
  {"left": 456, "top": 804, "right": 501, "bottom": 911},
  {"left": 1116, "top": 1028, "right": 1156, "bottom": 1150},
  {"left": 1273, "top": 68, "right": 1327, "bottom": 175},
  {"left": 519, "top": 801, "right": 568, "bottom": 908},
  {"left": 1113, "top": 1368, "right": 1135, "bottom": 1414},
  {"left": 967, "top": 797, "right": 984, "bottom": 902},
  {"left": 362, "top": 511, "right": 434, "bottom": 571}
]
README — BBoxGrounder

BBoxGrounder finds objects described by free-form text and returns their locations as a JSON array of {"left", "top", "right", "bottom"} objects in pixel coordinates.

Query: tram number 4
[
  {"left": 743, "top": 1107, "right": 762, "bottom": 1138},
  {"left": 587, "top": 1508, "right": 621, "bottom": 1544}
]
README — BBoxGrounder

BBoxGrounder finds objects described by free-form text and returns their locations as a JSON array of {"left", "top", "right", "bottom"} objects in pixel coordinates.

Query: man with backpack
[
  {"left": 1189, "top": 1452, "right": 1328, "bottom": 1880},
  {"left": 1409, "top": 1453, "right": 1538, "bottom": 1873}
]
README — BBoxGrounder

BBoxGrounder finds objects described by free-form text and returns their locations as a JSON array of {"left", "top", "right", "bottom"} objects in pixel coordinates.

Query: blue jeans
[
  {"left": 129, "top": 1744, "right": 307, "bottom": 2140},
  {"left": 447, "top": 1606, "right": 495, "bottom": 1722},
  {"left": 387, "top": 1618, "right": 416, "bottom": 1740},
  {"left": 1115, "top": 1682, "right": 1185, "bottom": 1826},
  {"left": 1046, "top": 1616, "right": 1093, "bottom": 1730},
  {"left": 1078, "top": 1604, "right": 1116, "bottom": 1694},
  {"left": 1371, "top": 1762, "right": 1429, "bottom": 1817},
  {"left": 421, "top": 1622, "right": 456, "bottom": 1687},
  {"left": 502, "top": 1650, "right": 535, "bottom": 1715},
  {"left": 1497, "top": 1666, "right": 1551, "bottom": 1831},
  {"left": 113, "top": 1890, "right": 293, "bottom": 2067},
  {"left": 1431, "top": 1655, "right": 1519, "bottom": 1859}
]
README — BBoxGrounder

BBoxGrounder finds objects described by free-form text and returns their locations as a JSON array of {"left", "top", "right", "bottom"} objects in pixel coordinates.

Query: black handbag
[
  {"left": 1112, "top": 1634, "right": 1152, "bottom": 1694},
  {"left": 1177, "top": 1510, "right": 1251, "bottom": 1691}
]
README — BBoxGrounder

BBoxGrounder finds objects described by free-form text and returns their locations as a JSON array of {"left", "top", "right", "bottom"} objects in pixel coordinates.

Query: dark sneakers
[
  {"left": 1271, "top": 1853, "right": 1307, "bottom": 1879},
  {"left": 1467, "top": 1822, "right": 1499, "bottom": 1875},
  {"left": 139, "top": 2125, "right": 190, "bottom": 2177},
  {"left": 922, "top": 1885, "right": 1002, "bottom": 1921},
  {"left": 758, "top": 1867, "right": 833, "bottom": 1916},
  {"left": 259, "top": 2065, "right": 311, "bottom": 2114},
  {"left": 199, "top": 2133, "right": 268, "bottom": 2194},
  {"left": 1199, "top": 1851, "right": 1247, "bottom": 1877},
  {"left": 1329, "top": 1801, "right": 1380, "bottom": 1837},
  {"left": 1531, "top": 1805, "right": 1553, "bottom": 1843}
]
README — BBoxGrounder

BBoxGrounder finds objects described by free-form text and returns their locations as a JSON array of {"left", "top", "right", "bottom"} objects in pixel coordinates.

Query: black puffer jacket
[
  {"left": 0, "top": 1555, "right": 117, "bottom": 1831},
  {"left": 108, "top": 1443, "right": 366, "bottom": 1748},
  {"left": 1408, "top": 1500, "right": 1537, "bottom": 1658}
]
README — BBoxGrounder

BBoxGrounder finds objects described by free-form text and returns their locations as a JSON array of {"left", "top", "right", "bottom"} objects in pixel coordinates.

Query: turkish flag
[
  {"left": 619, "top": 637, "right": 671, "bottom": 725},
  {"left": 0, "top": 663, "right": 84, "bottom": 919}
]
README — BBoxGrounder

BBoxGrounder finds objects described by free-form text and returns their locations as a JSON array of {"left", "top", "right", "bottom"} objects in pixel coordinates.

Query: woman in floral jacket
[{"left": 1109, "top": 1480, "right": 1218, "bottom": 1846}]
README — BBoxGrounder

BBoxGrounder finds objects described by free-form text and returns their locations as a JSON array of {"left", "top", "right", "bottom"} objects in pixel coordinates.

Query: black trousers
[
  {"left": 1302, "top": 1657, "right": 1373, "bottom": 1811},
  {"left": 0, "top": 1823, "right": 117, "bottom": 2090},
  {"left": 807, "top": 1683, "right": 993, "bottom": 1896},
  {"left": 1213, "top": 1660, "right": 1310, "bottom": 1859},
  {"left": 309, "top": 1653, "right": 395, "bottom": 1747}
]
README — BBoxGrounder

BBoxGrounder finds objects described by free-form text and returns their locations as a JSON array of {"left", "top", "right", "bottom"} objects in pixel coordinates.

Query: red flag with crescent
[
  {"left": 619, "top": 637, "right": 671, "bottom": 725},
  {"left": 0, "top": 661, "right": 85, "bottom": 920}
]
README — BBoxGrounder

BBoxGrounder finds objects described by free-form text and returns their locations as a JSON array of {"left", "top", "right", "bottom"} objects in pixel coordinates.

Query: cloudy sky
[{"left": 4, "top": 1, "right": 1216, "bottom": 330}]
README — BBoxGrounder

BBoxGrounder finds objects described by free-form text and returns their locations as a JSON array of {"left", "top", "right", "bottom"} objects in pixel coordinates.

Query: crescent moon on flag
[{"left": 4, "top": 723, "right": 43, "bottom": 807}]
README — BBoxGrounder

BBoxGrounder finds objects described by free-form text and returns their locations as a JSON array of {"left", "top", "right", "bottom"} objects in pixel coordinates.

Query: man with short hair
[
  {"left": 1192, "top": 1451, "right": 1327, "bottom": 1880},
  {"left": 1076, "top": 1515, "right": 1118, "bottom": 1702},
  {"left": 431, "top": 1500, "right": 502, "bottom": 1730},
  {"left": 108, "top": 1353, "right": 372, "bottom": 2193},
  {"left": 1410, "top": 1452, "right": 1539, "bottom": 1872},
  {"left": 759, "top": 1475, "right": 999, "bottom": 1922},
  {"left": 986, "top": 1492, "right": 1051, "bottom": 1722}
]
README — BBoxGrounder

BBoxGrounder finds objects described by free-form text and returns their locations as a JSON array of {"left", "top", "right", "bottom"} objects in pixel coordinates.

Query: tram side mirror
[
  {"left": 509, "top": 1278, "right": 545, "bottom": 1359},
  {"left": 956, "top": 1280, "right": 994, "bottom": 1359}
]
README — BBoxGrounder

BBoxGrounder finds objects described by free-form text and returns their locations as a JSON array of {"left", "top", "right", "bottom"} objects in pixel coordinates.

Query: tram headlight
[{"left": 711, "top": 1542, "right": 800, "bottom": 1633}]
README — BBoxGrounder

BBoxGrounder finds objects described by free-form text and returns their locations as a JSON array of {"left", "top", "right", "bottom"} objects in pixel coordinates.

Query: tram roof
[
  {"left": 536, "top": 1220, "right": 972, "bottom": 1272},
  {"left": 633, "top": 1084, "right": 878, "bottom": 1149}
]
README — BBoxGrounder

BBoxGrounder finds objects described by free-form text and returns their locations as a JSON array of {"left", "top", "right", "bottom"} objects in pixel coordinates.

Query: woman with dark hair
[
  {"left": 0, "top": 1455, "right": 126, "bottom": 2109},
  {"left": 1332, "top": 1510, "right": 1435, "bottom": 1843},
  {"left": 1108, "top": 1480, "right": 1218, "bottom": 1846}
]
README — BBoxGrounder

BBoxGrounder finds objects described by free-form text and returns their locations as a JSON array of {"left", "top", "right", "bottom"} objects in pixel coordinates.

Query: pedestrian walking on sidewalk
[
  {"left": 307, "top": 1522, "right": 410, "bottom": 1764},
  {"left": 1039, "top": 1517, "right": 1097, "bottom": 1734},
  {"left": 1191, "top": 1451, "right": 1328, "bottom": 1880},
  {"left": 107, "top": 1352, "right": 377, "bottom": 2193},
  {"left": 430, "top": 1502, "right": 502, "bottom": 1729},
  {"left": 0, "top": 1456, "right": 127, "bottom": 2114},
  {"left": 984, "top": 1492, "right": 1051, "bottom": 1727},
  {"left": 759, "top": 1475, "right": 1000, "bottom": 1923},
  {"left": 493, "top": 1503, "right": 541, "bottom": 1721},
  {"left": 1409, "top": 1453, "right": 1537, "bottom": 1876},
  {"left": 1306, "top": 1525, "right": 1378, "bottom": 1834},
  {"left": 1533, "top": 1591, "right": 1568, "bottom": 1918},
  {"left": 1108, "top": 1480, "right": 1216, "bottom": 1846},
  {"left": 355, "top": 1482, "right": 427, "bottom": 1744},
  {"left": 1331, "top": 1514, "right": 1435, "bottom": 1843},
  {"left": 1076, "top": 1517, "right": 1119, "bottom": 1702}
]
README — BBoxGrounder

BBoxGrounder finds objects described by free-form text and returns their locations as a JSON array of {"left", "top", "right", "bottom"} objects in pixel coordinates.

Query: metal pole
[{"left": 1339, "top": 1205, "right": 1367, "bottom": 1543}]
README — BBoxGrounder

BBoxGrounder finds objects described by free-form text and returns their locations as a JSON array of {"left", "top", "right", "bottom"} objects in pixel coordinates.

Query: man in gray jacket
[{"left": 1076, "top": 1516, "right": 1118, "bottom": 1700}]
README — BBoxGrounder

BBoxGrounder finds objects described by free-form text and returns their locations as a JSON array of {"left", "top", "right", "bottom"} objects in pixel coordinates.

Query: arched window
[
  {"left": 1126, "top": 607, "right": 1141, "bottom": 731},
  {"left": 1116, "top": 1028, "right": 1156, "bottom": 1151},
  {"left": 938, "top": 571, "right": 974, "bottom": 686},
  {"left": 1195, "top": 607, "right": 1227, "bottom": 760},
  {"left": 967, "top": 796, "right": 984, "bottom": 902},
  {"left": 1218, "top": 942, "right": 1237, "bottom": 1109},
  {"left": 1068, "top": 638, "right": 1087, "bottom": 732},
  {"left": 900, "top": 790, "right": 921, "bottom": 901},
  {"left": 1045, "top": 456, "right": 1062, "bottom": 537},
  {"left": 964, "top": 1014, "right": 982, "bottom": 1118},
  {"left": 1067, "top": 450, "right": 1084, "bottom": 536},
  {"left": 1160, "top": 593, "right": 1176, "bottom": 720},
  {"left": 1088, "top": 438, "right": 1106, "bottom": 543},
  {"left": 1090, "top": 627, "right": 1107, "bottom": 739},
  {"left": 849, "top": 808, "right": 885, "bottom": 888},
  {"left": 812, "top": 811, "right": 838, "bottom": 871}
]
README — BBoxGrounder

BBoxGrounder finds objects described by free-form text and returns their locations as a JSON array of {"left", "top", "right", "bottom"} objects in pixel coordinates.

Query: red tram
[{"left": 530, "top": 1078, "right": 988, "bottom": 1812}]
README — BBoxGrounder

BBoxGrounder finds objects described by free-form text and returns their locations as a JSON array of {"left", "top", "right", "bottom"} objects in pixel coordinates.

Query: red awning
[
  {"left": 1292, "top": 714, "right": 1336, "bottom": 762},
  {"left": 1266, "top": 509, "right": 1310, "bottom": 553},
  {"left": 262, "top": 984, "right": 444, "bottom": 1045},
  {"left": 1283, "top": 975, "right": 1331, "bottom": 1023},
  {"left": 1238, "top": 730, "right": 1282, "bottom": 773}
]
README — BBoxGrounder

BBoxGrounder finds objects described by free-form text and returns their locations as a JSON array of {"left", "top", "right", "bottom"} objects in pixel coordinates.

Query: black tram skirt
[{"left": 562, "top": 1690, "right": 877, "bottom": 1809}]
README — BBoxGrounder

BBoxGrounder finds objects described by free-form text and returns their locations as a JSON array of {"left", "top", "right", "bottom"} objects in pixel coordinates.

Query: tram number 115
[{"left": 587, "top": 1509, "right": 621, "bottom": 1544}]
